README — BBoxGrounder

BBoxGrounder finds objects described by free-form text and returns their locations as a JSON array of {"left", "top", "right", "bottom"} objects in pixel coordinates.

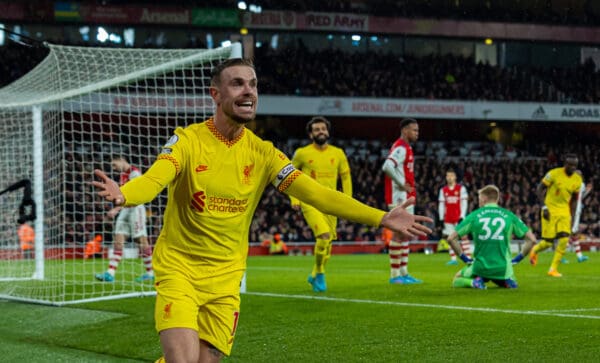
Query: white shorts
[
  {"left": 114, "top": 205, "right": 147, "bottom": 238},
  {"left": 442, "top": 223, "right": 458, "bottom": 237},
  {"left": 388, "top": 189, "right": 408, "bottom": 211}
]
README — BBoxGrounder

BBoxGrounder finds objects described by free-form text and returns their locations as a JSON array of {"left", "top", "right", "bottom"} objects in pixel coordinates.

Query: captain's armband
[{"left": 272, "top": 163, "right": 298, "bottom": 190}]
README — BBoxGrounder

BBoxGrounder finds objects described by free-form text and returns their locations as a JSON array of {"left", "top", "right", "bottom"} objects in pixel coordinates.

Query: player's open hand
[
  {"left": 92, "top": 169, "right": 125, "bottom": 206},
  {"left": 380, "top": 197, "right": 433, "bottom": 239}
]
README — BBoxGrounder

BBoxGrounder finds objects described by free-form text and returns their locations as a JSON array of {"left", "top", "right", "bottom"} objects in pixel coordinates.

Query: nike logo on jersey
[{"left": 195, "top": 164, "right": 208, "bottom": 172}]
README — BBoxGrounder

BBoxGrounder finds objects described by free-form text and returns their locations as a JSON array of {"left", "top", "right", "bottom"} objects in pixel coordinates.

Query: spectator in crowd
[
  {"left": 84, "top": 234, "right": 104, "bottom": 259},
  {"left": 261, "top": 233, "right": 289, "bottom": 255},
  {"left": 18, "top": 221, "right": 34, "bottom": 259}
]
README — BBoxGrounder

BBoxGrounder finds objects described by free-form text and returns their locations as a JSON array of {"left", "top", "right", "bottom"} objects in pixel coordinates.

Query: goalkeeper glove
[
  {"left": 511, "top": 253, "right": 525, "bottom": 265},
  {"left": 459, "top": 253, "right": 473, "bottom": 264}
]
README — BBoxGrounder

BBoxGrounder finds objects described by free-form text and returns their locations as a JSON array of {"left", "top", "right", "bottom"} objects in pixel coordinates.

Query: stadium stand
[{"left": 255, "top": 44, "right": 600, "bottom": 103}]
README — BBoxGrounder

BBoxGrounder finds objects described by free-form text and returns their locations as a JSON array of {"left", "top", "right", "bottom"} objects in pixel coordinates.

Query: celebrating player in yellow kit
[
  {"left": 92, "top": 58, "right": 433, "bottom": 363},
  {"left": 529, "top": 154, "right": 582, "bottom": 277},
  {"left": 290, "top": 116, "right": 352, "bottom": 292}
]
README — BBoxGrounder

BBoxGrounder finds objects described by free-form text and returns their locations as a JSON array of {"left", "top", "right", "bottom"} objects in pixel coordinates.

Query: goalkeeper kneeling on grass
[{"left": 446, "top": 184, "right": 537, "bottom": 290}]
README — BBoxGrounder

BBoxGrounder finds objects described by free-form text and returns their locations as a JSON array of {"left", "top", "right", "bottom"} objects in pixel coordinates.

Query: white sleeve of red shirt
[
  {"left": 460, "top": 185, "right": 468, "bottom": 219},
  {"left": 438, "top": 188, "right": 445, "bottom": 220},
  {"left": 383, "top": 145, "right": 407, "bottom": 187}
]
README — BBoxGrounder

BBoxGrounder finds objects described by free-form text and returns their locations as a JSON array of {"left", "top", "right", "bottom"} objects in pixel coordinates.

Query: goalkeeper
[
  {"left": 92, "top": 58, "right": 433, "bottom": 363},
  {"left": 446, "top": 185, "right": 536, "bottom": 290}
]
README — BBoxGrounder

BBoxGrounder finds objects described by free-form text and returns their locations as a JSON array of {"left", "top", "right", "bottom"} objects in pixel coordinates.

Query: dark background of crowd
[{"left": 255, "top": 43, "right": 600, "bottom": 104}]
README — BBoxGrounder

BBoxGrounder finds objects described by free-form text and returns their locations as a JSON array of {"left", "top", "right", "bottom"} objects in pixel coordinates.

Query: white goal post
[{"left": 0, "top": 42, "right": 241, "bottom": 305}]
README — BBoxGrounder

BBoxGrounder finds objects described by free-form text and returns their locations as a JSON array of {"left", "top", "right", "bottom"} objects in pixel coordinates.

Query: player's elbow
[{"left": 381, "top": 160, "right": 393, "bottom": 174}]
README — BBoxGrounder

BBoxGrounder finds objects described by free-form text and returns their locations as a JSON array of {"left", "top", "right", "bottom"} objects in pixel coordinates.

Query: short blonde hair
[{"left": 478, "top": 184, "right": 500, "bottom": 203}]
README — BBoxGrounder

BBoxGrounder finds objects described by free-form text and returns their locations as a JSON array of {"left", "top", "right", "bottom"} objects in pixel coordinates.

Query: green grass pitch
[{"left": 1, "top": 252, "right": 599, "bottom": 362}]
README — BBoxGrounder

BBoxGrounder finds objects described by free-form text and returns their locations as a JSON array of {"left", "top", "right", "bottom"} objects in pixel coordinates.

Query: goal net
[{"left": 0, "top": 42, "right": 241, "bottom": 305}]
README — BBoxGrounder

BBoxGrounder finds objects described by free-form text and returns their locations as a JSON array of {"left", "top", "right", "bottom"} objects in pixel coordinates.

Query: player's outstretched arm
[
  {"left": 447, "top": 230, "right": 472, "bottom": 264},
  {"left": 521, "top": 231, "right": 536, "bottom": 256},
  {"left": 512, "top": 230, "right": 537, "bottom": 264},
  {"left": 92, "top": 158, "right": 176, "bottom": 207},
  {"left": 285, "top": 173, "right": 432, "bottom": 239}
]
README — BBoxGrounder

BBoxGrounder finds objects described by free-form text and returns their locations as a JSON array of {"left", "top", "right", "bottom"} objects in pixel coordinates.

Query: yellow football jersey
[
  {"left": 541, "top": 167, "right": 583, "bottom": 216},
  {"left": 153, "top": 118, "right": 297, "bottom": 289},
  {"left": 291, "top": 144, "right": 351, "bottom": 194}
]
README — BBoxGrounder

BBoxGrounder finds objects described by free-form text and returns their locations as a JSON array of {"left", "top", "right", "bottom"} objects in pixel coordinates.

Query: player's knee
[
  {"left": 200, "top": 339, "right": 224, "bottom": 362},
  {"left": 136, "top": 236, "right": 149, "bottom": 248},
  {"left": 556, "top": 232, "right": 569, "bottom": 239},
  {"left": 317, "top": 232, "right": 331, "bottom": 241},
  {"left": 315, "top": 238, "right": 330, "bottom": 253}
]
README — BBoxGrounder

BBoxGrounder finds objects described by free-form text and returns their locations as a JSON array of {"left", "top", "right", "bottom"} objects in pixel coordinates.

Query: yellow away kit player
[
  {"left": 115, "top": 119, "right": 384, "bottom": 356},
  {"left": 530, "top": 159, "right": 582, "bottom": 277},
  {"left": 291, "top": 136, "right": 352, "bottom": 292}
]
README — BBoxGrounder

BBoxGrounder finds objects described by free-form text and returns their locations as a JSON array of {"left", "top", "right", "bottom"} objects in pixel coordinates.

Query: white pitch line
[
  {"left": 244, "top": 291, "right": 600, "bottom": 320},
  {"left": 537, "top": 308, "right": 600, "bottom": 313}
]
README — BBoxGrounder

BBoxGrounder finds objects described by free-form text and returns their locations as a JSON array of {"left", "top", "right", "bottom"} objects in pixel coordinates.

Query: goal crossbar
[{"left": 0, "top": 44, "right": 237, "bottom": 109}]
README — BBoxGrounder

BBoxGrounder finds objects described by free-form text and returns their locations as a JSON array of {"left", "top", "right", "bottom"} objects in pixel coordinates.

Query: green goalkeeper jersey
[{"left": 456, "top": 203, "right": 529, "bottom": 280}]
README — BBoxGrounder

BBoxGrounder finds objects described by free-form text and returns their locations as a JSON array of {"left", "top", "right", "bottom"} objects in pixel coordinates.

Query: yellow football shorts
[
  {"left": 301, "top": 203, "right": 337, "bottom": 239},
  {"left": 541, "top": 211, "right": 571, "bottom": 240},
  {"left": 154, "top": 271, "right": 243, "bottom": 356}
]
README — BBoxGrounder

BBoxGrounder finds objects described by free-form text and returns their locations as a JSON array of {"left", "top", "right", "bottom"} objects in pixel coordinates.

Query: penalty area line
[{"left": 244, "top": 291, "right": 600, "bottom": 320}]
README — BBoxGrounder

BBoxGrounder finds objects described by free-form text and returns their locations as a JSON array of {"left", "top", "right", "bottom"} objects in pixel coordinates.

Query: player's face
[
  {"left": 403, "top": 123, "right": 419, "bottom": 143},
  {"left": 309, "top": 122, "right": 330, "bottom": 145},
  {"left": 446, "top": 172, "right": 456, "bottom": 185},
  {"left": 111, "top": 160, "right": 126, "bottom": 172},
  {"left": 213, "top": 65, "right": 258, "bottom": 124},
  {"left": 564, "top": 157, "right": 578, "bottom": 175}
]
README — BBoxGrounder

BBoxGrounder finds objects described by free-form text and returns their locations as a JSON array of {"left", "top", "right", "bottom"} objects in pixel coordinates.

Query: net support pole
[{"left": 32, "top": 105, "right": 44, "bottom": 280}]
